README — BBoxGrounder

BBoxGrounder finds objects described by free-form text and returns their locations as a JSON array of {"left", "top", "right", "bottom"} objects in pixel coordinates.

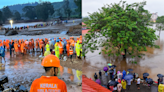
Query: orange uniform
[
  {"left": 3, "top": 40, "right": 6, "bottom": 47},
  {"left": 0, "top": 40, "right": 2, "bottom": 47},
  {"left": 70, "top": 40, "right": 75, "bottom": 47},
  {"left": 14, "top": 43, "right": 18, "bottom": 52},
  {"left": 30, "top": 76, "right": 67, "bottom": 92},
  {"left": 29, "top": 41, "right": 32, "bottom": 50},
  {"left": 21, "top": 43, "right": 25, "bottom": 53},
  {"left": 69, "top": 49, "right": 73, "bottom": 55},
  {"left": 35, "top": 40, "right": 39, "bottom": 49},
  {"left": 31, "top": 39, "right": 34, "bottom": 49},
  {"left": 66, "top": 43, "right": 70, "bottom": 56},
  {"left": 6, "top": 40, "right": 9, "bottom": 49},
  {"left": 59, "top": 42, "right": 63, "bottom": 54},
  {"left": 18, "top": 40, "right": 21, "bottom": 51}
]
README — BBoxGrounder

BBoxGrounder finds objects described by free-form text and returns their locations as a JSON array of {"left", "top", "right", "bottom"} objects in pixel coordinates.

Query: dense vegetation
[
  {"left": 0, "top": 0, "right": 81, "bottom": 23},
  {"left": 83, "top": 1, "right": 159, "bottom": 58}
]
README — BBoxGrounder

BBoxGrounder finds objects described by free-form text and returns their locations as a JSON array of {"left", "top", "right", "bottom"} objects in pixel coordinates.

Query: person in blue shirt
[
  {"left": 9, "top": 42, "right": 14, "bottom": 57},
  {"left": 0, "top": 46, "right": 5, "bottom": 62},
  {"left": 63, "top": 39, "right": 67, "bottom": 54}
]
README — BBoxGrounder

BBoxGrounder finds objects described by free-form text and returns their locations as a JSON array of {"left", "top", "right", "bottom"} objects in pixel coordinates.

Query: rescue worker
[
  {"left": 45, "top": 42, "right": 50, "bottom": 51},
  {"left": 14, "top": 41, "right": 19, "bottom": 56},
  {"left": 66, "top": 41, "right": 70, "bottom": 57},
  {"left": 55, "top": 40, "right": 60, "bottom": 59},
  {"left": 79, "top": 39, "right": 82, "bottom": 59},
  {"left": 0, "top": 46, "right": 5, "bottom": 62},
  {"left": 3, "top": 40, "right": 6, "bottom": 51},
  {"left": 0, "top": 40, "right": 3, "bottom": 47},
  {"left": 35, "top": 39, "right": 39, "bottom": 51},
  {"left": 63, "top": 39, "right": 67, "bottom": 54},
  {"left": 30, "top": 55, "right": 67, "bottom": 92},
  {"left": 158, "top": 83, "right": 164, "bottom": 92},
  {"left": 21, "top": 41, "right": 25, "bottom": 55},
  {"left": 44, "top": 47, "right": 51, "bottom": 57},
  {"left": 69, "top": 46, "right": 73, "bottom": 63},
  {"left": 76, "top": 40, "right": 80, "bottom": 59}
]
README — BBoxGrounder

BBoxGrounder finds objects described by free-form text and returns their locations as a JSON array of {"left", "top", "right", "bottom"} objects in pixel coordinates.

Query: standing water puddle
[{"left": 0, "top": 51, "right": 82, "bottom": 90}]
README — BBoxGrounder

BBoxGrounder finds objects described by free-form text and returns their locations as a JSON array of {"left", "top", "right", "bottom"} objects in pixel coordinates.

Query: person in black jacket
[
  {"left": 99, "top": 70, "right": 102, "bottom": 78},
  {"left": 94, "top": 73, "right": 98, "bottom": 80}
]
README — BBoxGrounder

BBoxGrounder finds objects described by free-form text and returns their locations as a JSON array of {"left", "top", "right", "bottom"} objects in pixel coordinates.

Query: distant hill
[
  {"left": 0, "top": 2, "right": 39, "bottom": 14},
  {"left": 0, "top": 0, "right": 78, "bottom": 16}
]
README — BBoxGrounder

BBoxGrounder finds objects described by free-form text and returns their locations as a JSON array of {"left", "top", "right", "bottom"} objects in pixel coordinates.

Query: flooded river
[{"left": 83, "top": 24, "right": 164, "bottom": 82}]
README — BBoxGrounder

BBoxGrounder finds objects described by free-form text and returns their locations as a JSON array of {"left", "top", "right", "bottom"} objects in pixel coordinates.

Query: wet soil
[{"left": 0, "top": 51, "right": 82, "bottom": 92}]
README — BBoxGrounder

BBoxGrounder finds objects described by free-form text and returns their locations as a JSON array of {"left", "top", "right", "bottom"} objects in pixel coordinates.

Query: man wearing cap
[{"left": 30, "top": 55, "right": 67, "bottom": 92}]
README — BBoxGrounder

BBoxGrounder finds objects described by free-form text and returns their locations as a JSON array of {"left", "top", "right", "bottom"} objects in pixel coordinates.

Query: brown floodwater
[
  {"left": 0, "top": 51, "right": 82, "bottom": 91},
  {"left": 83, "top": 29, "right": 164, "bottom": 82}
]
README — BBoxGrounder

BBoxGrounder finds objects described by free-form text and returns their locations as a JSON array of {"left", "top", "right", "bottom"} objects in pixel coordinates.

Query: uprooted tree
[{"left": 83, "top": 1, "right": 159, "bottom": 58}]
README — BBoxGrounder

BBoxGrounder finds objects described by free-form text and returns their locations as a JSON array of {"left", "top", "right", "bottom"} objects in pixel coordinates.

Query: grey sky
[{"left": 82, "top": 0, "right": 164, "bottom": 17}]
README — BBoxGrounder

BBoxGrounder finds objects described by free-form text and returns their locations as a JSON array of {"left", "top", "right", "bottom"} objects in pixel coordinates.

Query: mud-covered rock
[
  {"left": 5, "top": 30, "right": 18, "bottom": 36},
  {"left": 19, "top": 31, "right": 43, "bottom": 35},
  {"left": 0, "top": 30, "right": 6, "bottom": 35}
]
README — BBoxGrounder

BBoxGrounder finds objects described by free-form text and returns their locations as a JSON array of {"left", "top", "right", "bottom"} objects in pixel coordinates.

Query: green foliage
[
  {"left": 82, "top": 17, "right": 89, "bottom": 22},
  {"left": 35, "top": 2, "right": 54, "bottom": 21},
  {"left": 0, "top": 11, "right": 2, "bottom": 23},
  {"left": 156, "top": 16, "right": 164, "bottom": 23},
  {"left": 2, "top": 6, "right": 13, "bottom": 22},
  {"left": 74, "top": 0, "right": 81, "bottom": 17},
  {"left": 156, "top": 23, "right": 164, "bottom": 36},
  {"left": 23, "top": 6, "right": 36, "bottom": 20},
  {"left": 63, "top": 0, "right": 72, "bottom": 19},
  {"left": 83, "top": 1, "right": 159, "bottom": 58},
  {"left": 13, "top": 11, "right": 21, "bottom": 20}
]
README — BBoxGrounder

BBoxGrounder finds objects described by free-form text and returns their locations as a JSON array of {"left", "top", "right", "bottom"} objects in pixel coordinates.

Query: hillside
[{"left": 0, "top": 0, "right": 78, "bottom": 16}]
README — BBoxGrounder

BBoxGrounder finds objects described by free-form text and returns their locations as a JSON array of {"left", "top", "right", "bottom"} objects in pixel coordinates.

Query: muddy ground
[
  {"left": 0, "top": 51, "right": 82, "bottom": 92},
  {"left": 0, "top": 19, "right": 82, "bottom": 36}
]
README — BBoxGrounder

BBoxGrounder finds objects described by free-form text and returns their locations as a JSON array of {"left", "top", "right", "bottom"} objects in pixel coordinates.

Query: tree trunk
[
  {"left": 159, "top": 31, "right": 161, "bottom": 37},
  {"left": 123, "top": 49, "right": 126, "bottom": 58}
]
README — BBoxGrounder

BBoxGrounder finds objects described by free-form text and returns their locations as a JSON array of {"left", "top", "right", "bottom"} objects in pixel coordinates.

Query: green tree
[
  {"left": 82, "top": 17, "right": 89, "bottom": 22},
  {"left": 0, "top": 11, "right": 3, "bottom": 23},
  {"left": 83, "top": 1, "right": 159, "bottom": 58},
  {"left": 14, "top": 11, "right": 21, "bottom": 20},
  {"left": 35, "top": 2, "right": 54, "bottom": 21},
  {"left": 156, "top": 23, "right": 164, "bottom": 37},
  {"left": 74, "top": 0, "right": 81, "bottom": 17},
  {"left": 63, "top": 0, "right": 72, "bottom": 19},
  {"left": 23, "top": 6, "right": 36, "bottom": 20},
  {"left": 156, "top": 16, "right": 164, "bottom": 23},
  {"left": 2, "top": 6, "right": 13, "bottom": 22},
  {"left": 56, "top": 9, "right": 62, "bottom": 17}
]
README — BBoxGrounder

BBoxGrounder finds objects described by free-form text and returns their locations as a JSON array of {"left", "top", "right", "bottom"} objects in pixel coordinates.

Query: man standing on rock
[{"left": 30, "top": 55, "right": 67, "bottom": 92}]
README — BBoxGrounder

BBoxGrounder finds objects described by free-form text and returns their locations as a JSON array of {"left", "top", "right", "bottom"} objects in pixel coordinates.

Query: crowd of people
[
  {"left": 92, "top": 64, "right": 164, "bottom": 92},
  {"left": 0, "top": 20, "right": 71, "bottom": 31},
  {"left": 0, "top": 36, "right": 83, "bottom": 62}
]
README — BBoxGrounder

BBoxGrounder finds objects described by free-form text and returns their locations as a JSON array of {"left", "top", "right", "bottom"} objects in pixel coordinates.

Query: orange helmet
[
  {"left": 41, "top": 55, "right": 60, "bottom": 67},
  {"left": 79, "top": 39, "right": 82, "bottom": 43}
]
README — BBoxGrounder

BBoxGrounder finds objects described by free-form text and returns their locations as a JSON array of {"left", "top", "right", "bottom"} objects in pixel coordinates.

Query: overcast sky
[
  {"left": 0, "top": 0, "right": 62, "bottom": 9},
  {"left": 82, "top": 0, "right": 164, "bottom": 17}
]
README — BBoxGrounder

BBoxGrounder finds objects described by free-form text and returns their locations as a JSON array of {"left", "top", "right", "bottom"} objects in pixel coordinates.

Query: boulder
[
  {"left": 5, "top": 30, "right": 18, "bottom": 36},
  {"left": 0, "top": 30, "right": 6, "bottom": 35},
  {"left": 19, "top": 31, "right": 42, "bottom": 35}
]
